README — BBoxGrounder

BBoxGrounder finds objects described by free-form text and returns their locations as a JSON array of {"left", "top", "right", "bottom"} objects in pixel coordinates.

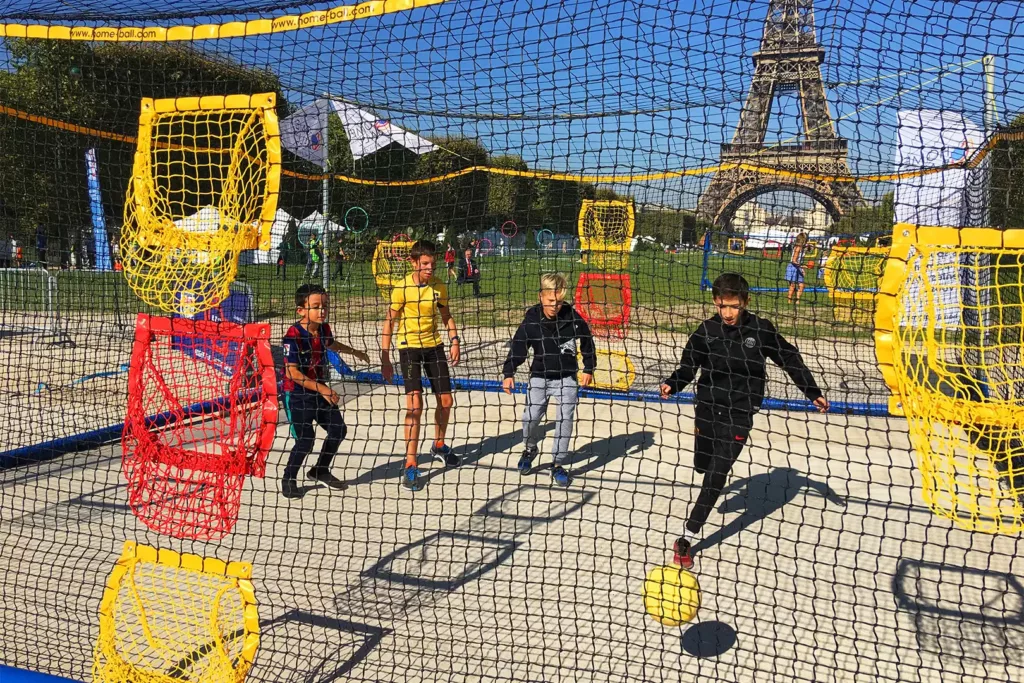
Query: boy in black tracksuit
[
  {"left": 502, "top": 273, "right": 596, "bottom": 487},
  {"left": 660, "top": 273, "right": 829, "bottom": 568}
]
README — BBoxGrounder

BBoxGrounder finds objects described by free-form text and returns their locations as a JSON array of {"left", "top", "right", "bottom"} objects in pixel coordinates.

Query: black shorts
[{"left": 398, "top": 345, "right": 452, "bottom": 395}]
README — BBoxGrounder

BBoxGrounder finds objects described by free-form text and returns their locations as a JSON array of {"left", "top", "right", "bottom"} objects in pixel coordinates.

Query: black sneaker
[
  {"left": 308, "top": 467, "right": 348, "bottom": 490},
  {"left": 281, "top": 478, "right": 302, "bottom": 499},
  {"left": 430, "top": 443, "right": 461, "bottom": 467}
]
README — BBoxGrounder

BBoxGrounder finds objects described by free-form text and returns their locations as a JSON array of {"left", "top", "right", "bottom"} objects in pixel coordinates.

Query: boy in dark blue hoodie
[
  {"left": 502, "top": 273, "right": 597, "bottom": 487},
  {"left": 660, "top": 272, "right": 829, "bottom": 568}
]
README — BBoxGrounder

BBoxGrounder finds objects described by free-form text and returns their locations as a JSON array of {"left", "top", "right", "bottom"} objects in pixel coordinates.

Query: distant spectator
[
  {"left": 444, "top": 244, "right": 456, "bottom": 283},
  {"left": 0, "top": 234, "right": 12, "bottom": 268},
  {"left": 457, "top": 247, "right": 481, "bottom": 297},
  {"left": 35, "top": 228, "right": 47, "bottom": 267}
]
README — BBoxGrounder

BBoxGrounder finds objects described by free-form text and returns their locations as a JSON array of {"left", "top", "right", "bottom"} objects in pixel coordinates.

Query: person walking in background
[
  {"left": 334, "top": 240, "right": 347, "bottom": 280},
  {"left": 35, "top": 228, "right": 47, "bottom": 267},
  {"left": 444, "top": 244, "right": 456, "bottom": 283},
  {"left": 305, "top": 235, "right": 323, "bottom": 279},
  {"left": 786, "top": 232, "right": 809, "bottom": 305},
  {"left": 457, "top": 247, "right": 481, "bottom": 297},
  {"left": 0, "top": 234, "right": 12, "bottom": 269}
]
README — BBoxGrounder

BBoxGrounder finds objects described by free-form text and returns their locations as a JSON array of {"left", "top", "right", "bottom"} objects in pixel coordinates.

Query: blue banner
[{"left": 85, "top": 148, "right": 112, "bottom": 271}]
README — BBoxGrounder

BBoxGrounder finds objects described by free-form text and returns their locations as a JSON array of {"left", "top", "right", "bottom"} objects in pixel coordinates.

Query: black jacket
[
  {"left": 457, "top": 257, "right": 480, "bottom": 282},
  {"left": 503, "top": 303, "right": 597, "bottom": 380},
  {"left": 663, "top": 311, "right": 822, "bottom": 412}
]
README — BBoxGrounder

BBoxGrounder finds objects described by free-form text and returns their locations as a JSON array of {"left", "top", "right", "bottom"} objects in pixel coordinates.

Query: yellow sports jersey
[{"left": 390, "top": 274, "right": 449, "bottom": 349}]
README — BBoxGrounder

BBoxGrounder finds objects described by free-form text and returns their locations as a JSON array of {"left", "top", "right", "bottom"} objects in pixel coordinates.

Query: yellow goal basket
[
  {"left": 875, "top": 224, "right": 1024, "bottom": 534},
  {"left": 371, "top": 240, "right": 415, "bottom": 298},
  {"left": 824, "top": 245, "right": 888, "bottom": 327},
  {"left": 121, "top": 93, "right": 281, "bottom": 315},
  {"left": 578, "top": 200, "right": 634, "bottom": 271},
  {"left": 93, "top": 541, "right": 260, "bottom": 683},
  {"left": 583, "top": 349, "right": 636, "bottom": 391}
]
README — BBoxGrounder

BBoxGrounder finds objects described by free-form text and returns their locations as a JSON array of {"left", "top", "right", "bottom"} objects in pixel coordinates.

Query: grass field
[{"left": 1, "top": 249, "right": 874, "bottom": 340}]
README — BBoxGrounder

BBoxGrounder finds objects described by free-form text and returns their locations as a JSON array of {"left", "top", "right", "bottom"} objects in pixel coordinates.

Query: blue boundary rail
[
  {"left": 1, "top": 363, "right": 891, "bottom": 470},
  {"left": 0, "top": 394, "right": 251, "bottom": 470},
  {"left": 0, "top": 664, "right": 81, "bottom": 683}
]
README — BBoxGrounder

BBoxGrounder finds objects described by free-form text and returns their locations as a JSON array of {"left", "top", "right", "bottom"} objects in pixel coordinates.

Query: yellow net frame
[
  {"left": 577, "top": 199, "right": 635, "bottom": 250},
  {"left": 93, "top": 541, "right": 260, "bottom": 683},
  {"left": 371, "top": 240, "right": 415, "bottom": 298},
  {"left": 875, "top": 223, "right": 1024, "bottom": 534},
  {"left": 727, "top": 238, "right": 746, "bottom": 256},
  {"left": 824, "top": 245, "right": 888, "bottom": 326},
  {"left": 121, "top": 93, "right": 281, "bottom": 315},
  {"left": 578, "top": 200, "right": 634, "bottom": 270},
  {"left": 583, "top": 349, "right": 636, "bottom": 391}
]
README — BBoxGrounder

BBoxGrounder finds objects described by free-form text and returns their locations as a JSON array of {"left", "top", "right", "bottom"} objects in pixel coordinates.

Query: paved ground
[{"left": 2, "top": 379, "right": 1022, "bottom": 683}]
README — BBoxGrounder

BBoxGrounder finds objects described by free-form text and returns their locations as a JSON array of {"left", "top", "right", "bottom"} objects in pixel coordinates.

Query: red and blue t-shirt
[{"left": 282, "top": 323, "right": 334, "bottom": 392}]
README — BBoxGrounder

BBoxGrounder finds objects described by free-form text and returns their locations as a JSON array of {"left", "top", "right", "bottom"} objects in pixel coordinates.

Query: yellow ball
[{"left": 642, "top": 564, "right": 700, "bottom": 626}]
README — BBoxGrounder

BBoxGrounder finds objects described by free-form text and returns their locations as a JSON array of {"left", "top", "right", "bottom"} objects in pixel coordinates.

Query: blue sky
[{"left": 2, "top": 0, "right": 1022, "bottom": 208}]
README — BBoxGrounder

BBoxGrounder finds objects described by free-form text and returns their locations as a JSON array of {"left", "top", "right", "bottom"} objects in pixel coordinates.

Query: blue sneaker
[
  {"left": 517, "top": 449, "right": 537, "bottom": 475},
  {"left": 430, "top": 443, "right": 461, "bottom": 467},
  {"left": 402, "top": 465, "right": 423, "bottom": 491},
  {"left": 551, "top": 466, "right": 571, "bottom": 488}
]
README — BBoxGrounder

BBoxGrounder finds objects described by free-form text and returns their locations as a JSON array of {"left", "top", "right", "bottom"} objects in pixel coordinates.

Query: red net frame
[
  {"left": 762, "top": 241, "right": 783, "bottom": 259},
  {"left": 122, "top": 314, "right": 278, "bottom": 540},
  {"left": 574, "top": 273, "right": 632, "bottom": 338}
]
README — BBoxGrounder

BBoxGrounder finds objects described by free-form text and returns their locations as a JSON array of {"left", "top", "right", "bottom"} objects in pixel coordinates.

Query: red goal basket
[
  {"left": 574, "top": 273, "right": 632, "bottom": 338},
  {"left": 762, "top": 241, "right": 784, "bottom": 259},
  {"left": 122, "top": 314, "right": 278, "bottom": 540}
]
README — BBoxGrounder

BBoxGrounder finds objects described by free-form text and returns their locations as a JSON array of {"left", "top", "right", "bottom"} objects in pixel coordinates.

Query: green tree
[
  {"left": 487, "top": 154, "right": 535, "bottom": 228},
  {"left": 0, "top": 38, "right": 288, "bottom": 263},
  {"left": 413, "top": 137, "right": 489, "bottom": 235},
  {"left": 834, "top": 192, "right": 894, "bottom": 237},
  {"left": 533, "top": 178, "right": 593, "bottom": 235},
  {"left": 990, "top": 113, "right": 1024, "bottom": 228}
]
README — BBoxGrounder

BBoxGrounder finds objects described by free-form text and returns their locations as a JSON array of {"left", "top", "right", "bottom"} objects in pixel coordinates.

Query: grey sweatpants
[{"left": 523, "top": 376, "right": 579, "bottom": 465}]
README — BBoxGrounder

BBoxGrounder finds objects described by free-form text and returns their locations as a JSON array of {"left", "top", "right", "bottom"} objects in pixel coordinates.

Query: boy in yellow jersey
[{"left": 380, "top": 240, "right": 463, "bottom": 491}]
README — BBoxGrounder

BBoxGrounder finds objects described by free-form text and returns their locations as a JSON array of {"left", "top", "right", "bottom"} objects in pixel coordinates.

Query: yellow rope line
[
  {"left": 3, "top": 102, "right": 1020, "bottom": 186},
  {"left": 0, "top": 0, "right": 446, "bottom": 42}
]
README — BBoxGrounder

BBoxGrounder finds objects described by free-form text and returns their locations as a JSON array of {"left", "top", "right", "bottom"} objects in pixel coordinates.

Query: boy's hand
[
  {"left": 579, "top": 373, "right": 593, "bottom": 388},
  {"left": 319, "top": 385, "right": 340, "bottom": 405},
  {"left": 381, "top": 354, "right": 393, "bottom": 382},
  {"left": 813, "top": 396, "right": 830, "bottom": 413},
  {"left": 351, "top": 349, "right": 370, "bottom": 364},
  {"left": 659, "top": 383, "right": 673, "bottom": 400},
  {"left": 502, "top": 377, "right": 515, "bottom": 394},
  {"left": 449, "top": 339, "right": 461, "bottom": 366}
]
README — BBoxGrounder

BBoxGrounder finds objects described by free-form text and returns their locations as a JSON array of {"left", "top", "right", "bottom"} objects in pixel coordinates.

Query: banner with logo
[
  {"left": 894, "top": 110, "right": 984, "bottom": 331},
  {"left": 331, "top": 100, "right": 436, "bottom": 160},
  {"left": 279, "top": 99, "right": 331, "bottom": 168},
  {"left": 85, "top": 148, "right": 113, "bottom": 271}
]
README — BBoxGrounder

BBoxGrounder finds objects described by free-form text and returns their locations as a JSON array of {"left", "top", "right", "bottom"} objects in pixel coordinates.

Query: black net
[{"left": 1, "top": 0, "right": 1023, "bottom": 681}]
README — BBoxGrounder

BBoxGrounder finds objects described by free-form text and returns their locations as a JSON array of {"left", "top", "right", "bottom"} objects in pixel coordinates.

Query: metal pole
[
  {"left": 322, "top": 95, "right": 331, "bottom": 292},
  {"left": 983, "top": 55, "right": 998, "bottom": 132}
]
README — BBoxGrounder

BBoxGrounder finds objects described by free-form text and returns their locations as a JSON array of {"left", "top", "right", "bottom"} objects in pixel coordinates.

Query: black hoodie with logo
[
  {"left": 663, "top": 311, "right": 822, "bottom": 413},
  {"left": 503, "top": 303, "right": 597, "bottom": 380}
]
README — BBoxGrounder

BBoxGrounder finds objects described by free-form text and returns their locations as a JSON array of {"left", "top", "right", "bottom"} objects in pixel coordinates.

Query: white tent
[
  {"left": 259, "top": 208, "right": 295, "bottom": 265},
  {"left": 297, "top": 211, "right": 345, "bottom": 244},
  {"left": 175, "top": 206, "right": 292, "bottom": 265},
  {"left": 173, "top": 206, "right": 221, "bottom": 233}
]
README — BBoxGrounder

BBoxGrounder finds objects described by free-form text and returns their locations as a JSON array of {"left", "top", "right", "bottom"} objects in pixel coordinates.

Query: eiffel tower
[{"left": 696, "top": 0, "right": 863, "bottom": 227}]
